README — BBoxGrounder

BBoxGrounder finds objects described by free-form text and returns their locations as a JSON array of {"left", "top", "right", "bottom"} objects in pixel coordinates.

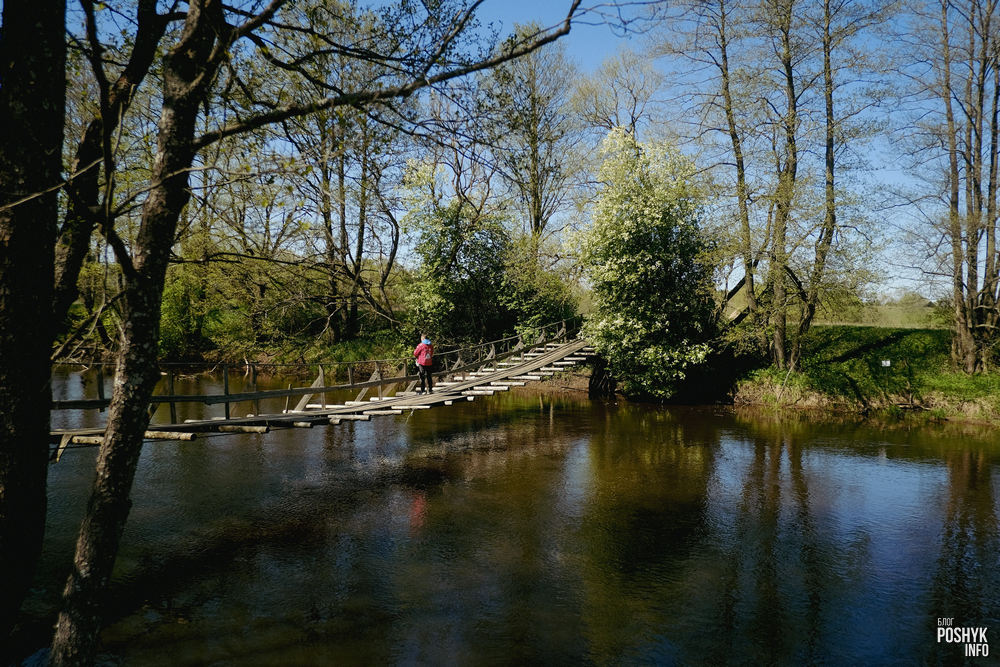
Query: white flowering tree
[{"left": 581, "top": 129, "right": 716, "bottom": 398}]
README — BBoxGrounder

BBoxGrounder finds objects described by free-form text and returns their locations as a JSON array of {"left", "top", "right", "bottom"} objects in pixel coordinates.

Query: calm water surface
[{"left": 28, "top": 369, "right": 1000, "bottom": 664}]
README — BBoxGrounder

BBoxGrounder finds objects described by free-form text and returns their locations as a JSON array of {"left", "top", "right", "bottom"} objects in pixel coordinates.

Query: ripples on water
[{"left": 25, "top": 370, "right": 1000, "bottom": 665}]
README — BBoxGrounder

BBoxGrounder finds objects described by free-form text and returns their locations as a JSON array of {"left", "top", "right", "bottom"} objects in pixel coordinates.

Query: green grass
[
  {"left": 733, "top": 325, "right": 1000, "bottom": 420},
  {"left": 798, "top": 326, "right": 951, "bottom": 404}
]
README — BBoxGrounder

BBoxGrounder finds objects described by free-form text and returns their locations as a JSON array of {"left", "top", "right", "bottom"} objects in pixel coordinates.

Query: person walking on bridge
[{"left": 414, "top": 335, "right": 434, "bottom": 394}]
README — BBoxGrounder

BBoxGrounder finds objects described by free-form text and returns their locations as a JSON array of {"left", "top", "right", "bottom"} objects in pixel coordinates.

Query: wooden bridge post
[
  {"left": 252, "top": 364, "right": 261, "bottom": 416},
  {"left": 222, "top": 363, "right": 230, "bottom": 420},
  {"left": 167, "top": 369, "right": 178, "bottom": 424},
  {"left": 348, "top": 364, "right": 354, "bottom": 386},
  {"left": 376, "top": 362, "right": 382, "bottom": 400},
  {"left": 97, "top": 364, "right": 106, "bottom": 412},
  {"left": 319, "top": 365, "right": 326, "bottom": 408}
]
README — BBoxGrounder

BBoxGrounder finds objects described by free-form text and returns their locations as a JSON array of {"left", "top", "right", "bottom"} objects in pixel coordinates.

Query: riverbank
[
  {"left": 726, "top": 326, "right": 1000, "bottom": 424},
  {"left": 527, "top": 326, "right": 1000, "bottom": 426}
]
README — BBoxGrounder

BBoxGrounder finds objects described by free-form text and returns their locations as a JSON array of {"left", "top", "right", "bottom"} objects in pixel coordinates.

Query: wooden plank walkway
[{"left": 50, "top": 339, "right": 594, "bottom": 450}]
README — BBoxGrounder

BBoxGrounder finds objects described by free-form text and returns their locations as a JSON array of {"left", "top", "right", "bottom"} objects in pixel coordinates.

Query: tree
[
  {"left": 899, "top": 0, "right": 1000, "bottom": 372},
  {"left": 580, "top": 129, "right": 716, "bottom": 399},
  {"left": 657, "top": 0, "right": 886, "bottom": 369},
  {"left": 406, "top": 198, "right": 516, "bottom": 340},
  {"left": 401, "top": 137, "right": 576, "bottom": 343},
  {"left": 45, "top": 1, "right": 585, "bottom": 662},
  {"left": 571, "top": 47, "right": 665, "bottom": 141},
  {"left": 485, "top": 25, "right": 581, "bottom": 241},
  {"left": 0, "top": 0, "right": 66, "bottom": 648}
]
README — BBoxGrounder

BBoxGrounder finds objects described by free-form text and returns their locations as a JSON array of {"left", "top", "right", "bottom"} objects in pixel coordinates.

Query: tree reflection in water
[{"left": 23, "top": 385, "right": 1000, "bottom": 664}]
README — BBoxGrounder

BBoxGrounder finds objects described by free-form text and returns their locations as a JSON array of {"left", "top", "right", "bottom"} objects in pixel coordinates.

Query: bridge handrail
[
  {"left": 52, "top": 316, "right": 584, "bottom": 412},
  {"left": 54, "top": 317, "right": 581, "bottom": 370}
]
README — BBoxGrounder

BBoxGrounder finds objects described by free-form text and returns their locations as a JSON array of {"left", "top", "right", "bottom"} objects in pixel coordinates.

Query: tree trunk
[
  {"left": 791, "top": 0, "right": 838, "bottom": 369},
  {"left": 53, "top": 0, "right": 168, "bottom": 326},
  {"left": 320, "top": 120, "right": 342, "bottom": 343},
  {"left": 939, "top": 0, "right": 978, "bottom": 373},
  {"left": 0, "top": 0, "right": 65, "bottom": 646},
  {"left": 51, "top": 1, "right": 220, "bottom": 660},
  {"left": 770, "top": 0, "right": 798, "bottom": 370},
  {"left": 49, "top": 283, "right": 164, "bottom": 664},
  {"left": 716, "top": 0, "right": 764, "bottom": 350}
]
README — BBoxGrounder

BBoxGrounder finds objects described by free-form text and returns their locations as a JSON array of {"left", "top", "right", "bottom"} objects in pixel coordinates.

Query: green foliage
[
  {"left": 502, "top": 235, "right": 577, "bottom": 331},
  {"left": 404, "top": 199, "right": 513, "bottom": 341},
  {"left": 734, "top": 325, "right": 1000, "bottom": 419},
  {"left": 815, "top": 291, "right": 949, "bottom": 329},
  {"left": 159, "top": 266, "right": 213, "bottom": 359},
  {"left": 403, "top": 196, "right": 577, "bottom": 343},
  {"left": 580, "top": 129, "right": 716, "bottom": 399}
]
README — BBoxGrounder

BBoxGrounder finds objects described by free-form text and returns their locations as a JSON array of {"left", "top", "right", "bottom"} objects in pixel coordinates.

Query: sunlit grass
[{"left": 738, "top": 326, "right": 1000, "bottom": 419}]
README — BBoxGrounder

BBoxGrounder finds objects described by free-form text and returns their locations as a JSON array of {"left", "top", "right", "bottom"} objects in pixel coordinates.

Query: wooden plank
[
  {"left": 329, "top": 414, "right": 371, "bottom": 423},
  {"left": 144, "top": 431, "right": 197, "bottom": 441},
  {"left": 66, "top": 430, "right": 197, "bottom": 446},
  {"left": 54, "top": 434, "right": 73, "bottom": 462},
  {"left": 70, "top": 436, "right": 104, "bottom": 445},
  {"left": 218, "top": 425, "right": 269, "bottom": 434},
  {"left": 363, "top": 409, "right": 403, "bottom": 416},
  {"left": 393, "top": 405, "right": 432, "bottom": 410}
]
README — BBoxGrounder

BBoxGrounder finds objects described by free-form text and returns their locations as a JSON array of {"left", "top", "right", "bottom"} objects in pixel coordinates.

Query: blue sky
[{"left": 476, "top": 0, "right": 645, "bottom": 72}]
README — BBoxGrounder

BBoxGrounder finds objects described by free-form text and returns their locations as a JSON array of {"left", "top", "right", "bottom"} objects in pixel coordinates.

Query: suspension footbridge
[{"left": 50, "top": 322, "right": 594, "bottom": 458}]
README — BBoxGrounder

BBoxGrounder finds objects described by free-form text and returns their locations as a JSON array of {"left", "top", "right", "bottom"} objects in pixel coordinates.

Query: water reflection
[
  {"left": 22, "top": 386, "right": 1000, "bottom": 664},
  {"left": 928, "top": 445, "right": 1000, "bottom": 665}
]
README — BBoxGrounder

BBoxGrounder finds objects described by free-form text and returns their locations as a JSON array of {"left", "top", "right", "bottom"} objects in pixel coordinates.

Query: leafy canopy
[{"left": 581, "top": 128, "right": 716, "bottom": 398}]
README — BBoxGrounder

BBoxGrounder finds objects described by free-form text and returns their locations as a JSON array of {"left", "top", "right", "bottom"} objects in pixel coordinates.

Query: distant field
[{"left": 816, "top": 301, "right": 948, "bottom": 329}]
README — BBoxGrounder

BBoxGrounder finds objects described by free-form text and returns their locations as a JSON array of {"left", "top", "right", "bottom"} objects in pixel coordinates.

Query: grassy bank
[{"left": 732, "top": 326, "right": 1000, "bottom": 423}]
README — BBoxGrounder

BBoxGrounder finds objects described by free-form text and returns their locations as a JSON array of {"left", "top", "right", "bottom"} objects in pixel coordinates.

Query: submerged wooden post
[
  {"left": 222, "top": 363, "right": 230, "bottom": 419},
  {"left": 168, "top": 369, "right": 178, "bottom": 424},
  {"left": 96, "top": 365, "right": 106, "bottom": 413},
  {"left": 319, "top": 365, "right": 326, "bottom": 409},
  {"left": 252, "top": 364, "right": 261, "bottom": 416}
]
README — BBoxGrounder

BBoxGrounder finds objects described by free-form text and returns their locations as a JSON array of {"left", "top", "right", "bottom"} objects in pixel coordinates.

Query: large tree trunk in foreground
[
  {"left": 49, "top": 285, "right": 165, "bottom": 664},
  {"left": 50, "top": 1, "right": 218, "bottom": 661},
  {"left": 0, "top": 0, "right": 65, "bottom": 648}
]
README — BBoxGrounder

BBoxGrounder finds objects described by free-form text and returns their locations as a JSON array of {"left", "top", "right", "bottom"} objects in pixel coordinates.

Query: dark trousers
[{"left": 417, "top": 364, "right": 433, "bottom": 392}]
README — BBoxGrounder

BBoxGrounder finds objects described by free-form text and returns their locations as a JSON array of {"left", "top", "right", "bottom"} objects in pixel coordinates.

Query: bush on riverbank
[{"left": 731, "top": 325, "right": 1000, "bottom": 422}]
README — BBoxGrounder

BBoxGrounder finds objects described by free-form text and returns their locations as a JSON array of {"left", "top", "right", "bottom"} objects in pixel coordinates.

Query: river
[{"left": 22, "top": 368, "right": 1000, "bottom": 664}]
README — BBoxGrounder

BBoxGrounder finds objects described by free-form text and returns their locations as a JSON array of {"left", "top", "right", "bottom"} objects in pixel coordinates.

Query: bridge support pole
[
  {"left": 168, "top": 370, "right": 178, "bottom": 424},
  {"left": 223, "top": 363, "right": 230, "bottom": 419}
]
